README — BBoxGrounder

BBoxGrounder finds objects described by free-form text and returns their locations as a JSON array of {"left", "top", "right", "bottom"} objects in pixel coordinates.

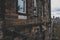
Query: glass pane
[
  {"left": 18, "top": 0, "right": 25, "bottom": 13},
  {"left": 34, "top": 0, "right": 36, "bottom": 7}
]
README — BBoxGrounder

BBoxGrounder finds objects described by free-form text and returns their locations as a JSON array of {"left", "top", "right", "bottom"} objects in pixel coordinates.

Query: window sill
[{"left": 18, "top": 15, "right": 27, "bottom": 19}]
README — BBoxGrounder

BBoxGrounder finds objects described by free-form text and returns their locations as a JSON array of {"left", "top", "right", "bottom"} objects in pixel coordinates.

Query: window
[
  {"left": 18, "top": 0, "right": 26, "bottom": 13},
  {"left": 41, "top": 1, "right": 44, "bottom": 19},
  {"left": 42, "top": 5, "right": 44, "bottom": 18},
  {"left": 34, "top": 0, "right": 37, "bottom": 16}
]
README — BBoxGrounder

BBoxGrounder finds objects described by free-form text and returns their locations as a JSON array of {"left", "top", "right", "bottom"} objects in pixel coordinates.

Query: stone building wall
[
  {"left": 4, "top": 0, "right": 44, "bottom": 27},
  {"left": 0, "top": 0, "right": 51, "bottom": 40}
]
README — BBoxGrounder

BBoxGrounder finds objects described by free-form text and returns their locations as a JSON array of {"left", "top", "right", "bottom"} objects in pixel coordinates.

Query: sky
[{"left": 51, "top": 0, "right": 60, "bottom": 18}]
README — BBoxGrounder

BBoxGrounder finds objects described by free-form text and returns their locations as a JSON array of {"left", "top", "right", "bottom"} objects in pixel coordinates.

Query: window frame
[{"left": 16, "top": 0, "right": 27, "bottom": 15}]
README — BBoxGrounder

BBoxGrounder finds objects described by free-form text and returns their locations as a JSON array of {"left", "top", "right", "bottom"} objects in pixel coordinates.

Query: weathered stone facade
[{"left": 0, "top": 0, "right": 51, "bottom": 40}]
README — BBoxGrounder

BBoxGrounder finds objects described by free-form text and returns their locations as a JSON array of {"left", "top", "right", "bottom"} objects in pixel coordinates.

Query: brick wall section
[
  {"left": 37, "top": 0, "right": 43, "bottom": 23},
  {"left": 43, "top": 0, "right": 50, "bottom": 23},
  {"left": 5, "top": 0, "right": 27, "bottom": 26},
  {"left": 43, "top": 0, "right": 51, "bottom": 40},
  {"left": 4, "top": 0, "right": 44, "bottom": 27}
]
